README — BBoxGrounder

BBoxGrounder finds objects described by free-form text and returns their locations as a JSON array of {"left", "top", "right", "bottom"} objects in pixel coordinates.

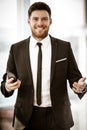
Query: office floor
[
  {"left": 0, "top": 107, "right": 14, "bottom": 130},
  {"left": 0, "top": 119, "right": 14, "bottom": 130}
]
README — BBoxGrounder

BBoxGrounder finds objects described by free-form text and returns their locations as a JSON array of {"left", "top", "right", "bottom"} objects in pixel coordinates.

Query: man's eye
[
  {"left": 33, "top": 18, "right": 38, "bottom": 21},
  {"left": 42, "top": 18, "right": 48, "bottom": 21}
]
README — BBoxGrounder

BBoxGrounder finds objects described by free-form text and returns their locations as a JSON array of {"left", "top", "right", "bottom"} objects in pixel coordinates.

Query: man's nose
[{"left": 37, "top": 19, "right": 43, "bottom": 25}]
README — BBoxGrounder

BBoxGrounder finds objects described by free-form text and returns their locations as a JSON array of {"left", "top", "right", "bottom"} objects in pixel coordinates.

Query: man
[{"left": 1, "top": 2, "right": 87, "bottom": 130}]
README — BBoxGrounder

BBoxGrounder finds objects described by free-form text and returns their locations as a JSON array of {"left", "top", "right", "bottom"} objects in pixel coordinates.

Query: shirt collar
[{"left": 30, "top": 35, "right": 51, "bottom": 48}]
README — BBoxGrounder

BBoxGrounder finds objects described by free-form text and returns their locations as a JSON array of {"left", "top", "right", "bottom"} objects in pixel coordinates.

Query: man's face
[{"left": 28, "top": 10, "right": 52, "bottom": 41}]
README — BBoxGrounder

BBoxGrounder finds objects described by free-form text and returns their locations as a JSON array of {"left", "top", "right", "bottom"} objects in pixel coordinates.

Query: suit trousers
[{"left": 23, "top": 106, "right": 70, "bottom": 130}]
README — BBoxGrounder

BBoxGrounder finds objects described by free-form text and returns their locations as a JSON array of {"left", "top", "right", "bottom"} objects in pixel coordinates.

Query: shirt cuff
[{"left": 82, "top": 84, "right": 87, "bottom": 93}]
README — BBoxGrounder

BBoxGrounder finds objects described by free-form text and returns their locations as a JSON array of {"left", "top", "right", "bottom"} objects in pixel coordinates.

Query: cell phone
[{"left": 7, "top": 72, "right": 17, "bottom": 83}]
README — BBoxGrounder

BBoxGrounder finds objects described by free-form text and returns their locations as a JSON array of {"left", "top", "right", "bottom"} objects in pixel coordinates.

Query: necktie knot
[{"left": 37, "top": 42, "right": 42, "bottom": 48}]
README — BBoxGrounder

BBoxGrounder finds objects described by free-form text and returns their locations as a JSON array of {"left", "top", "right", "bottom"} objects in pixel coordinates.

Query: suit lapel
[
  {"left": 50, "top": 37, "right": 57, "bottom": 84},
  {"left": 23, "top": 36, "right": 57, "bottom": 87},
  {"left": 23, "top": 37, "right": 33, "bottom": 86}
]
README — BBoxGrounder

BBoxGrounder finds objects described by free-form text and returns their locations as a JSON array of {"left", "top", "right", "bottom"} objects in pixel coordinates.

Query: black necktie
[{"left": 36, "top": 42, "right": 42, "bottom": 105}]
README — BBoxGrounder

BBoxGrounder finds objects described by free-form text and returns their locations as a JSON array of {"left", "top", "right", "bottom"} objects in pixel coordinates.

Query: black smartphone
[{"left": 7, "top": 72, "right": 17, "bottom": 83}]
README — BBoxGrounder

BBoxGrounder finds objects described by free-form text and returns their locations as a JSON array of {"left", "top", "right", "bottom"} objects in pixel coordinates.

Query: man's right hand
[{"left": 5, "top": 77, "right": 21, "bottom": 92}]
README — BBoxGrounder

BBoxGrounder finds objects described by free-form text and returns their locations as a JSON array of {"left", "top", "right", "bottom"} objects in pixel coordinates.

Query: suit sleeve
[
  {"left": 1, "top": 45, "right": 16, "bottom": 97},
  {"left": 67, "top": 43, "right": 86, "bottom": 99}
]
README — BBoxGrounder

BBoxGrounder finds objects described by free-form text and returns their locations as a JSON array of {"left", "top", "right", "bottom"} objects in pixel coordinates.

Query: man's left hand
[{"left": 72, "top": 77, "right": 87, "bottom": 93}]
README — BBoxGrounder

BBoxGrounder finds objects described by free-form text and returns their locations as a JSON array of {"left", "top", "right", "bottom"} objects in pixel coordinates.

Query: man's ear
[
  {"left": 28, "top": 18, "right": 30, "bottom": 24},
  {"left": 50, "top": 18, "right": 52, "bottom": 25}
]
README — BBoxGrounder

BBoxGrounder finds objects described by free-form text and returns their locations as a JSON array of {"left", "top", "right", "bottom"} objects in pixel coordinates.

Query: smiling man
[
  {"left": 28, "top": 9, "right": 52, "bottom": 40},
  {"left": 1, "top": 2, "right": 87, "bottom": 130}
]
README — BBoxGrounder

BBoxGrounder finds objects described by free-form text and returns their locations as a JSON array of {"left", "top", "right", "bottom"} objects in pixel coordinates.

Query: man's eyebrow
[{"left": 31, "top": 16, "right": 49, "bottom": 19}]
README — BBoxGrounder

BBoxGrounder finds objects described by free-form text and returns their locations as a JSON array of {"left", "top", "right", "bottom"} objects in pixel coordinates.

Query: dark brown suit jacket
[{"left": 1, "top": 35, "right": 84, "bottom": 129}]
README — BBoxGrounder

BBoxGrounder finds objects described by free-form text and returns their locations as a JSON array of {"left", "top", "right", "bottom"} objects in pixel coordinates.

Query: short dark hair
[{"left": 28, "top": 2, "right": 51, "bottom": 18}]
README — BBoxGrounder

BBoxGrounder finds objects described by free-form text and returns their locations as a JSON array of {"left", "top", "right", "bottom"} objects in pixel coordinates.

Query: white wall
[
  {"left": 0, "top": 0, "right": 17, "bottom": 107},
  {"left": 30, "top": 0, "right": 85, "bottom": 38}
]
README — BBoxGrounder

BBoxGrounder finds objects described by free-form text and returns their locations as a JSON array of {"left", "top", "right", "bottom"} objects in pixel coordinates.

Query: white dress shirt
[{"left": 29, "top": 35, "right": 52, "bottom": 107}]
